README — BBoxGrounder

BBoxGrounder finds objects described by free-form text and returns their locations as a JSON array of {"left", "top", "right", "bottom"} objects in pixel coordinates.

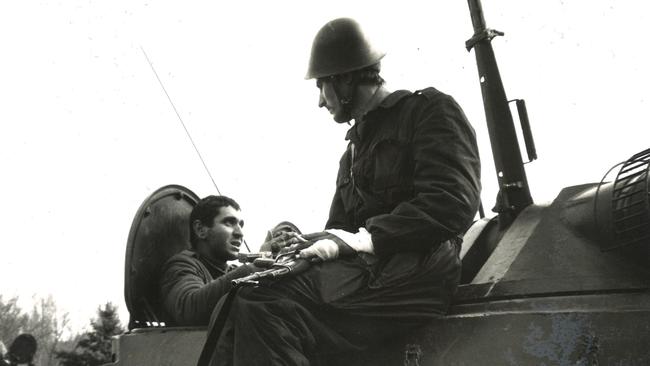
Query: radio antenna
[
  {"left": 140, "top": 46, "right": 222, "bottom": 195},
  {"left": 141, "top": 46, "right": 251, "bottom": 252}
]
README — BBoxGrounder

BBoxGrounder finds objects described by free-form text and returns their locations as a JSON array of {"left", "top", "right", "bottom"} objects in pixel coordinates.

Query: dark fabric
[
  {"left": 326, "top": 87, "right": 481, "bottom": 256},
  {"left": 212, "top": 240, "right": 461, "bottom": 366},
  {"left": 210, "top": 87, "right": 480, "bottom": 365},
  {"left": 198, "top": 287, "right": 241, "bottom": 366},
  {"left": 159, "top": 250, "right": 253, "bottom": 326}
]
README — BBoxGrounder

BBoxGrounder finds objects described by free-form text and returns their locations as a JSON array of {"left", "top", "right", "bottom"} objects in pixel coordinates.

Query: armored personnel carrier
[{"left": 108, "top": 1, "right": 650, "bottom": 364}]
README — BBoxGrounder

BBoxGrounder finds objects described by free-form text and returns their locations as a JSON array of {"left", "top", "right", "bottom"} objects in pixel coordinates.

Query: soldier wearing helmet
[
  {"left": 210, "top": 18, "right": 481, "bottom": 365},
  {"left": 305, "top": 18, "right": 389, "bottom": 124}
]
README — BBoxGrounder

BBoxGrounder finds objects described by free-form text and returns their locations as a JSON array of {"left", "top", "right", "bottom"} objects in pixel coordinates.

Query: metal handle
[{"left": 509, "top": 99, "right": 537, "bottom": 163}]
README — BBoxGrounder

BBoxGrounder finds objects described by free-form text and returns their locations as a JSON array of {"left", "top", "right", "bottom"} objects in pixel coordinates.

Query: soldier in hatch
[
  {"left": 159, "top": 195, "right": 262, "bottom": 326},
  {"left": 210, "top": 18, "right": 481, "bottom": 365}
]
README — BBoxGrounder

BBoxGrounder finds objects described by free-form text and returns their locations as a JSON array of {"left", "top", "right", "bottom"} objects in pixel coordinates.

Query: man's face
[
  {"left": 198, "top": 205, "right": 244, "bottom": 262},
  {"left": 318, "top": 78, "right": 351, "bottom": 123}
]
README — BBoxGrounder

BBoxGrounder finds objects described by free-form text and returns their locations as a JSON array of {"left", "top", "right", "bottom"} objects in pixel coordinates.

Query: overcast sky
[{"left": 1, "top": 0, "right": 649, "bottom": 333}]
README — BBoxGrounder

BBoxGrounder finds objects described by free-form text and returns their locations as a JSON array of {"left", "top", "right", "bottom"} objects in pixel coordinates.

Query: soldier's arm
[
  {"left": 367, "top": 93, "right": 482, "bottom": 255},
  {"left": 160, "top": 260, "right": 255, "bottom": 326}
]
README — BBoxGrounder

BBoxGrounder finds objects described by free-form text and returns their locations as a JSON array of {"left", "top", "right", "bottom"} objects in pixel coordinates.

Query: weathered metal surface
[
  {"left": 124, "top": 185, "right": 200, "bottom": 329},
  {"left": 463, "top": 185, "right": 650, "bottom": 302},
  {"left": 110, "top": 327, "right": 205, "bottom": 366},
  {"left": 109, "top": 293, "right": 650, "bottom": 366},
  {"left": 471, "top": 204, "right": 544, "bottom": 285},
  {"left": 349, "top": 292, "right": 650, "bottom": 365}
]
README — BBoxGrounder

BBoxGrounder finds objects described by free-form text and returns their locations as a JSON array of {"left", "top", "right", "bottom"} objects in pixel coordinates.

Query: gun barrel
[
  {"left": 466, "top": 0, "right": 533, "bottom": 224},
  {"left": 231, "top": 266, "right": 292, "bottom": 287},
  {"left": 231, "top": 258, "right": 312, "bottom": 287},
  {"left": 237, "top": 252, "right": 273, "bottom": 263},
  {"left": 468, "top": 0, "right": 487, "bottom": 31}
]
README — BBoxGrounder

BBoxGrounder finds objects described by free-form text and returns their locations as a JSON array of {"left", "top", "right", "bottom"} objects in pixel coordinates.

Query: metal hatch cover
[{"left": 124, "top": 185, "right": 200, "bottom": 329}]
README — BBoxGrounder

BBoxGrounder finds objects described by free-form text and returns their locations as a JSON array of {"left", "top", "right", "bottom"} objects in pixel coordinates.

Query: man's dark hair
[
  {"left": 8, "top": 334, "right": 37, "bottom": 364},
  {"left": 189, "top": 195, "right": 241, "bottom": 248},
  {"left": 350, "top": 63, "right": 384, "bottom": 86},
  {"left": 318, "top": 63, "right": 384, "bottom": 90}
]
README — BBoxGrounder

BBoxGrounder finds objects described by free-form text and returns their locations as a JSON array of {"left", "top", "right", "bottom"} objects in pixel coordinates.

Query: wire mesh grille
[{"left": 609, "top": 148, "right": 650, "bottom": 250}]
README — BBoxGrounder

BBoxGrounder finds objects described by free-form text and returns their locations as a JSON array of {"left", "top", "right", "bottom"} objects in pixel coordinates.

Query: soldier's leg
[
  {"left": 213, "top": 240, "right": 460, "bottom": 365},
  {"left": 212, "top": 257, "right": 371, "bottom": 366},
  {"left": 343, "top": 239, "right": 462, "bottom": 319}
]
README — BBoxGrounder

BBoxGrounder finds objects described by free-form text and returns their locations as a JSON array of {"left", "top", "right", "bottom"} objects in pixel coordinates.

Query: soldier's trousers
[{"left": 210, "top": 239, "right": 461, "bottom": 366}]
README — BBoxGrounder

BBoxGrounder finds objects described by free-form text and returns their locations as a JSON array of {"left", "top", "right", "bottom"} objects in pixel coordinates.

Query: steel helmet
[{"left": 305, "top": 18, "right": 386, "bottom": 80}]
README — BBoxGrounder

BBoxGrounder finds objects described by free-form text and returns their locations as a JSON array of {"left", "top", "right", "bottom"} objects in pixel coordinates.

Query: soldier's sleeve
[
  {"left": 366, "top": 92, "right": 482, "bottom": 256},
  {"left": 160, "top": 258, "right": 253, "bottom": 326}
]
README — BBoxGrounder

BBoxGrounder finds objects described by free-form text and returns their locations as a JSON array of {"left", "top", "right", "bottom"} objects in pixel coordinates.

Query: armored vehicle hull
[{"left": 110, "top": 181, "right": 650, "bottom": 365}]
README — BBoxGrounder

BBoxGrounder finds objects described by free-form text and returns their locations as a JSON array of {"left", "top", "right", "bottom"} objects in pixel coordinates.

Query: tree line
[{"left": 0, "top": 296, "right": 123, "bottom": 366}]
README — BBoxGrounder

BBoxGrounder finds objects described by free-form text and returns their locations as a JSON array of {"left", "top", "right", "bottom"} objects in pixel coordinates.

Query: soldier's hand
[
  {"left": 260, "top": 231, "right": 307, "bottom": 252},
  {"left": 298, "top": 235, "right": 355, "bottom": 261}
]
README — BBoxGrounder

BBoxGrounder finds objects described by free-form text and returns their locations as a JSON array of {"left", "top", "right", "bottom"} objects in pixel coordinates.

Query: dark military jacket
[
  {"left": 326, "top": 87, "right": 481, "bottom": 256},
  {"left": 159, "top": 250, "right": 252, "bottom": 326}
]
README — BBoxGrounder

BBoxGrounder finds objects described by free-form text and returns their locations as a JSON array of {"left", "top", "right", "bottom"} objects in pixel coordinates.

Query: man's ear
[{"left": 193, "top": 220, "right": 208, "bottom": 240}]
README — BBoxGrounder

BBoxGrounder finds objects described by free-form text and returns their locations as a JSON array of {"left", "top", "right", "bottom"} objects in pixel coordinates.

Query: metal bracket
[
  {"left": 503, "top": 181, "right": 524, "bottom": 189},
  {"left": 465, "top": 28, "right": 504, "bottom": 51}
]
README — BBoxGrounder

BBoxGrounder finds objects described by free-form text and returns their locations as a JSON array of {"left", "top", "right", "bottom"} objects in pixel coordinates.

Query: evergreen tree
[{"left": 55, "top": 303, "right": 124, "bottom": 366}]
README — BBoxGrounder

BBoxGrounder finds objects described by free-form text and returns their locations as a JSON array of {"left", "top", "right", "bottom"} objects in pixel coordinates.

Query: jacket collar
[
  {"left": 345, "top": 89, "right": 411, "bottom": 142},
  {"left": 376, "top": 89, "right": 411, "bottom": 109},
  {"left": 190, "top": 250, "right": 228, "bottom": 278}
]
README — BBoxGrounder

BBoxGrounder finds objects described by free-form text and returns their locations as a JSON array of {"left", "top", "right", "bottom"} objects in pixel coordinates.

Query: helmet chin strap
[{"left": 331, "top": 76, "right": 355, "bottom": 123}]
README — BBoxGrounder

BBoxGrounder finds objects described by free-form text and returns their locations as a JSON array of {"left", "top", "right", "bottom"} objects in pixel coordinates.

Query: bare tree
[{"left": 0, "top": 296, "right": 28, "bottom": 343}]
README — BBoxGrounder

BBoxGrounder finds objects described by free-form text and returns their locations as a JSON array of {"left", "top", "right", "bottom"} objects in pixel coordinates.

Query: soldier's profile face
[
  {"left": 318, "top": 78, "right": 350, "bottom": 123},
  {"left": 203, "top": 205, "right": 244, "bottom": 261}
]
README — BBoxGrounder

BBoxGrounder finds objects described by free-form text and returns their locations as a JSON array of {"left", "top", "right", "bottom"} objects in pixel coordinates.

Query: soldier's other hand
[{"left": 260, "top": 231, "right": 307, "bottom": 252}]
